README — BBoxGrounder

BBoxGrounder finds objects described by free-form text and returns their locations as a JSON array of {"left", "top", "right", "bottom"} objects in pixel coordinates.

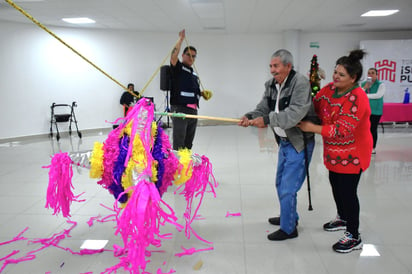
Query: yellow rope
[
  {"left": 5, "top": 0, "right": 140, "bottom": 98},
  {"left": 140, "top": 33, "right": 205, "bottom": 96},
  {"left": 6, "top": 0, "right": 205, "bottom": 99},
  {"left": 139, "top": 38, "right": 180, "bottom": 96},
  {"left": 183, "top": 36, "right": 206, "bottom": 91}
]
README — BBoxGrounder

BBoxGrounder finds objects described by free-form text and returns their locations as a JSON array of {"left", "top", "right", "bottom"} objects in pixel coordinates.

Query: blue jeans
[{"left": 276, "top": 139, "right": 314, "bottom": 234}]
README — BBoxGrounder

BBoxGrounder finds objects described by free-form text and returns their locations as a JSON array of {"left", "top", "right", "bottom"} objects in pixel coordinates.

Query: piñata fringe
[{"left": 44, "top": 152, "right": 74, "bottom": 218}]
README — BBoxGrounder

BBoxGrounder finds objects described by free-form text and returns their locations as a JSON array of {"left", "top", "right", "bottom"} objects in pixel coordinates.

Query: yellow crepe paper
[
  {"left": 173, "top": 148, "right": 193, "bottom": 186},
  {"left": 89, "top": 142, "right": 104, "bottom": 178}
]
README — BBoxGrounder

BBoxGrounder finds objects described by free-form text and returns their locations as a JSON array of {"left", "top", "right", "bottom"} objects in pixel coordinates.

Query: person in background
[
  {"left": 361, "top": 68, "right": 385, "bottom": 154},
  {"left": 238, "top": 49, "right": 316, "bottom": 241},
  {"left": 169, "top": 29, "right": 210, "bottom": 150},
  {"left": 297, "top": 49, "right": 372, "bottom": 253},
  {"left": 120, "top": 83, "right": 140, "bottom": 116}
]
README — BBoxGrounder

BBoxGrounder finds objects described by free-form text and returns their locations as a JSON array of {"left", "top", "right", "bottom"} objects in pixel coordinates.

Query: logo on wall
[
  {"left": 375, "top": 59, "right": 396, "bottom": 82},
  {"left": 400, "top": 59, "right": 412, "bottom": 83}
]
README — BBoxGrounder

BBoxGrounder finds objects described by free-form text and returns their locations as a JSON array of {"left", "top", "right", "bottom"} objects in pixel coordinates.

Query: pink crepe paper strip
[
  {"left": 156, "top": 268, "right": 176, "bottom": 274},
  {"left": 109, "top": 101, "right": 184, "bottom": 273},
  {"left": 156, "top": 260, "right": 176, "bottom": 273},
  {"left": 29, "top": 220, "right": 110, "bottom": 256},
  {"left": 86, "top": 204, "right": 117, "bottom": 227},
  {"left": 0, "top": 252, "right": 36, "bottom": 273},
  {"left": 87, "top": 213, "right": 116, "bottom": 227},
  {"left": 114, "top": 180, "right": 183, "bottom": 273},
  {"left": 44, "top": 152, "right": 75, "bottom": 217},
  {"left": 122, "top": 99, "right": 155, "bottom": 168},
  {"left": 158, "top": 131, "right": 179, "bottom": 196},
  {"left": 74, "top": 192, "right": 86, "bottom": 203},
  {"left": 0, "top": 227, "right": 29, "bottom": 272},
  {"left": 225, "top": 212, "right": 242, "bottom": 217},
  {"left": 98, "top": 126, "right": 121, "bottom": 190},
  {"left": 99, "top": 203, "right": 118, "bottom": 223},
  {"left": 0, "top": 221, "right": 108, "bottom": 272},
  {"left": 87, "top": 215, "right": 102, "bottom": 227},
  {"left": 174, "top": 246, "right": 214, "bottom": 257},
  {"left": 87, "top": 203, "right": 117, "bottom": 227},
  {"left": 0, "top": 250, "right": 20, "bottom": 261},
  {"left": 175, "top": 155, "right": 218, "bottom": 244},
  {"left": 0, "top": 227, "right": 28, "bottom": 246}
]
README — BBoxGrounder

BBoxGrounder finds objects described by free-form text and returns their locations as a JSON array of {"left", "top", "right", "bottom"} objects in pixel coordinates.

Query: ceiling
[{"left": 1, "top": 0, "right": 411, "bottom": 34}]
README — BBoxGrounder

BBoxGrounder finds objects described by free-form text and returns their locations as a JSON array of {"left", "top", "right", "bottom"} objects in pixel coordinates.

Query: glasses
[{"left": 185, "top": 53, "right": 197, "bottom": 58}]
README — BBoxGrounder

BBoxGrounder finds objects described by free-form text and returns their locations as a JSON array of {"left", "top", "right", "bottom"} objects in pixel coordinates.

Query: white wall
[
  {"left": 298, "top": 31, "right": 412, "bottom": 85},
  {"left": 1, "top": 21, "right": 412, "bottom": 139}
]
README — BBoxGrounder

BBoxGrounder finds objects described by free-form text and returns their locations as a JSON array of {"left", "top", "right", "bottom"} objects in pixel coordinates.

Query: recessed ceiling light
[
  {"left": 62, "top": 17, "right": 96, "bottom": 24},
  {"left": 361, "top": 10, "right": 399, "bottom": 17}
]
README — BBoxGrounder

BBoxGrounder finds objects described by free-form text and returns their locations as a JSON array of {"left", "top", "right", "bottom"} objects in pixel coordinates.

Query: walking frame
[{"left": 49, "top": 101, "right": 82, "bottom": 141}]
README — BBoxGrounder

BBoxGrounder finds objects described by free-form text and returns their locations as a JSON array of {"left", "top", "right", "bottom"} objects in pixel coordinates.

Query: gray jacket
[{"left": 244, "top": 70, "right": 316, "bottom": 153}]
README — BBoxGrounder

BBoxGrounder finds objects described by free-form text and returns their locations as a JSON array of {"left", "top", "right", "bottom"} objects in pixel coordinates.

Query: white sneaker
[{"left": 372, "top": 149, "right": 376, "bottom": 154}]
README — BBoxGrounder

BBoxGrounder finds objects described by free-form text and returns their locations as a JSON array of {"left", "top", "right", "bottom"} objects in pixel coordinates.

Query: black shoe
[
  {"left": 267, "top": 228, "right": 298, "bottom": 241},
  {"left": 268, "top": 217, "right": 280, "bottom": 225},
  {"left": 268, "top": 217, "right": 298, "bottom": 226},
  {"left": 332, "top": 232, "right": 363, "bottom": 253}
]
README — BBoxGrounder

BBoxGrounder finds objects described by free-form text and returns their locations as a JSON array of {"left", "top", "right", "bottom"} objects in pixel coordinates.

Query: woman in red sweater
[{"left": 298, "top": 49, "right": 372, "bottom": 253}]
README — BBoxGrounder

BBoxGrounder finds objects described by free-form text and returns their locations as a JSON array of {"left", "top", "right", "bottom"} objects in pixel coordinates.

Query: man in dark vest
[{"left": 169, "top": 29, "right": 210, "bottom": 150}]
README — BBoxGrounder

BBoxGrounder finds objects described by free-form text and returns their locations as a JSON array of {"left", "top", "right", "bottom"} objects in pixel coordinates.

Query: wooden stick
[{"left": 155, "top": 112, "right": 241, "bottom": 123}]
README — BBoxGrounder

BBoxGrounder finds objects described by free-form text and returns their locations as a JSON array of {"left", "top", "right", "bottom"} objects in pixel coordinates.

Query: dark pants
[
  {"left": 171, "top": 105, "right": 198, "bottom": 150},
  {"left": 370, "top": 114, "right": 381, "bottom": 149},
  {"left": 329, "top": 171, "right": 362, "bottom": 238}
]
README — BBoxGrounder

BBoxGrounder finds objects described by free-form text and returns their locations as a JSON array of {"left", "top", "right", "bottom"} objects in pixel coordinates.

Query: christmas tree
[{"left": 309, "top": 54, "right": 321, "bottom": 97}]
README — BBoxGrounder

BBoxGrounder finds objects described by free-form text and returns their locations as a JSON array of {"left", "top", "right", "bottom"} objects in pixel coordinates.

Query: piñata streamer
[
  {"left": 176, "top": 155, "right": 217, "bottom": 244},
  {"left": 97, "top": 126, "right": 121, "bottom": 189},
  {"left": 44, "top": 152, "right": 74, "bottom": 218},
  {"left": 44, "top": 99, "right": 218, "bottom": 273},
  {"left": 173, "top": 149, "right": 193, "bottom": 186},
  {"left": 110, "top": 135, "right": 129, "bottom": 203}
]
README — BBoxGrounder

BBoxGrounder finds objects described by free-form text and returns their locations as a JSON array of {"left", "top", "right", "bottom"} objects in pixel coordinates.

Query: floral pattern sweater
[{"left": 314, "top": 82, "right": 373, "bottom": 174}]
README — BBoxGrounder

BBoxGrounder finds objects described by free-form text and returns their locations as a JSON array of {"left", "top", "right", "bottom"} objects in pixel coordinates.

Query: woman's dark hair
[{"left": 335, "top": 49, "right": 366, "bottom": 82}]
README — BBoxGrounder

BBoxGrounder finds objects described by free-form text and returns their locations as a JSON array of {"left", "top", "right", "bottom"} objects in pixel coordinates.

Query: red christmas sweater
[{"left": 314, "top": 83, "right": 373, "bottom": 174}]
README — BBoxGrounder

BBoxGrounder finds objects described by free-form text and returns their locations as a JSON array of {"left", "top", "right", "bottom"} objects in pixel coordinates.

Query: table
[{"left": 380, "top": 103, "right": 412, "bottom": 123}]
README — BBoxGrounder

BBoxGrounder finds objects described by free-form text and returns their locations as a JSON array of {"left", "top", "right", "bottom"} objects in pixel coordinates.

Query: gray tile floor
[{"left": 1, "top": 125, "right": 412, "bottom": 273}]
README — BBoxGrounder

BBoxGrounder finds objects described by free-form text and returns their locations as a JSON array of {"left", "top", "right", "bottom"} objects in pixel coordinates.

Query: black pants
[
  {"left": 171, "top": 105, "right": 198, "bottom": 150},
  {"left": 329, "top": 170, "right": 362, "bottom": 239},
  {"left": 370, "top": 114, "right": 382, "bottom": 149}
]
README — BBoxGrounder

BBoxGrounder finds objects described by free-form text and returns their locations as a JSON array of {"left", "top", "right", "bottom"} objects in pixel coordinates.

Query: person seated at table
[
  {"left": 361, "top": 68, "right": 385, "bottom": 154},
  {"left": 120, "top": 83, "right": 141, "bottom": 116}
]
